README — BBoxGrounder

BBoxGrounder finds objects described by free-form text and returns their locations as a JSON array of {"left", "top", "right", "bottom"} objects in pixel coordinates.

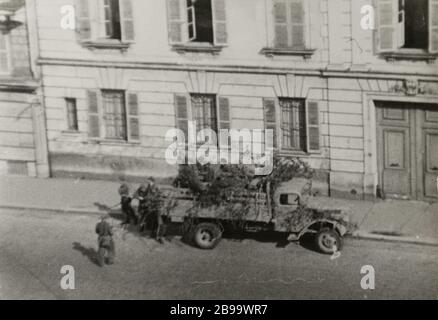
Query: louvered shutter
[
  {"left": 429, "top": 0, "right": 438, "bottom": 53},
  {"left": 127, "top": 93, "right": 140, "bottom": 141},
  {"left": 396, "top": 0, "right": 405, "bottom": 48},
  {"left": 263, "top": 98, "right": 277, "bottom": 148},
  {"left": 378, "top": 0, "right": 396, "bottom": 51},
  {"left": 167, "top": 0, "right": 186, "bottom": 44},
  {"left": 218, "top": 97, "right": 231, "bottom": 130},
  {"left": 212, "top": 0, "right": 228, "bottom": 45},
  {"left": 120, "top": 0, "right": 135, "bottom": 42},
  {"left": 290, "top": 0, "right": 304, "bottom": 48},
  {"left": 76, "top": 0, "right": 92, "bottom": 41},
  {"left": 187, "top": 0, "right": 197, "bottom": 41},
  {"left": 273, "top": 0, "right": 288, "bottom": 48},
  {"left": 306, "top": 101, "right": 320, "bottom": 152},
  {"left": 175, "top": 95, "right": 189, "bottom": 140},
  {"left": 88, "top": 90, "right": 100, "bottom": 138}
]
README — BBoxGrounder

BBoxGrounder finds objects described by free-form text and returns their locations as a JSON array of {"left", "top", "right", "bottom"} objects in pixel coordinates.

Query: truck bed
[{"left": 161, "top": 187, "right": 272, "bottom": 223}]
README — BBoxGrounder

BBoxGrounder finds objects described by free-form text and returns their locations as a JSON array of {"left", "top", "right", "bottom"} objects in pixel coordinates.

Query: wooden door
[
  {"left": 377, "top": 102, "right": 438, "bottom": 202},
  {"left": 376, "top": 103, "right": 414, "bottom": 199},
  {"left": 418, "top": 107, "right": 438, "bottom": 201}
]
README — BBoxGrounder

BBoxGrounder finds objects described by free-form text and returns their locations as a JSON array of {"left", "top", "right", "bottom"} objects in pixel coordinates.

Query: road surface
[{"left": 0, "top": 208, "right": 437, "bottom": 299}]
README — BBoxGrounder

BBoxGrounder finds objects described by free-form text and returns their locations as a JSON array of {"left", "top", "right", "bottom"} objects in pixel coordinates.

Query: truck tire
[
  {"left": 193, "top": 222, "right": 222, "bottom": 250},
  {"left": 315, "top": 228, "right": 343, "bottom": 254}
]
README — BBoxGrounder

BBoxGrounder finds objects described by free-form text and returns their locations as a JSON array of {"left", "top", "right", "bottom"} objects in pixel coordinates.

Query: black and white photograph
[{"left": 0, "top": 0, "right": 437, "bottom": 304}]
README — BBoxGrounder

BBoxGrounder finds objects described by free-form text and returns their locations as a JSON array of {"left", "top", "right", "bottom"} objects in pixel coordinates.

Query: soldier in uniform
[
  {"left": 118, "top": 183, "right": 138, "bottom": 226},
  {"left": 144, "top": 177, "right": 165, "bottom": 243},
  {"left": 133, "top": 184, "right": 148, "bottom": 232},
  {"left": 95, "top": 214, "right": 115, "bottom": 267}
]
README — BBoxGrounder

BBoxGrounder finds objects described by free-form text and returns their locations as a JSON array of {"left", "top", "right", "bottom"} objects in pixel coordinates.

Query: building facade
[
  {"left": 0, "top": 0, "right": 48, "bottom": 177},
  {"left": 30, "top": 0, "right": 438, "bottom": 201}
]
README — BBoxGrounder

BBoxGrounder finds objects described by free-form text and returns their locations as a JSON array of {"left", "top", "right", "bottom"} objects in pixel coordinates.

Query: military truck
[{"left": 161, "top": 178, "right": 350, "bottom": 254}]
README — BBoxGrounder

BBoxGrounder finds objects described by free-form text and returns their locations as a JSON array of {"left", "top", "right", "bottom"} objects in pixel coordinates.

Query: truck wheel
[
  {"left": 193, "top": 222, "right": 222, "bottom": 250},
  {"left": 315, "top": 228, "right": 343, "bottom": 254}
]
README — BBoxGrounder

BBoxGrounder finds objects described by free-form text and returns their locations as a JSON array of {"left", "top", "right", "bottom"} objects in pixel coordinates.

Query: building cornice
[
  {"left": 0, "top": 78, "right": 39, "bottom": 92},
  {"left": 37, "top": 57, "right": 438, "bottom": 81}
]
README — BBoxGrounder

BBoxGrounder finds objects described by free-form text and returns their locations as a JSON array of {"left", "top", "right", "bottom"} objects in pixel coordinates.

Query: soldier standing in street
[
  {"left": 134, "top": 184, "right": 148, "bottom": 232},
  {"left": 95, "top": 214, "right": 115, "bottom": 267},
  {"left": 144, "top": 177, "right": 165, "bottom": 243}
]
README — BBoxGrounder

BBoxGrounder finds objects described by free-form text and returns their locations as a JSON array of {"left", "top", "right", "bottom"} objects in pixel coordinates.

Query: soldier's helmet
[
  {"left": 138, "top": 184, "right": 147, "bottom": 192},
  {"left": 118, "top": 183, "right": 129, "bottom": 196}
]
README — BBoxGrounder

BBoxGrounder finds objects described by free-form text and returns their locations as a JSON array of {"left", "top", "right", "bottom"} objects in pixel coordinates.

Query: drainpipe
[{"left": 26, "top": 0, "right": 50, "bottom": 178}]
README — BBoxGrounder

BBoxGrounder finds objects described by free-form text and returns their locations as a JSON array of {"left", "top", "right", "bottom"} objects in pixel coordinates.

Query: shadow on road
[{"left": 72, "top": 242, "right": 100, "bottom": 266}]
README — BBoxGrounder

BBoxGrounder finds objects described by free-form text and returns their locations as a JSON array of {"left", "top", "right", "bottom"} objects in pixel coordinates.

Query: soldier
[
  {"left": 95, "top": 214, "right": 115, "bottom": 267},
  {"left": 134, "top": 184, "right": 148, "bottom": 232},
  {"left": 144, "top": 177, "right": 165, "bottom": 243},
  {"left": 118, "top": 183, "right": 138, "bottom": 226}
]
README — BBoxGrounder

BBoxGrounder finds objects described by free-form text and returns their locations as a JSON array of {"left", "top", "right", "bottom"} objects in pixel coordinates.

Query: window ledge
[
  {"left": 260, "top": 47, "right": 316, "bottom": 59},
  {"left": 380, "top": 50, "right": 438, "bottom": 62},
  {"left": 277, "top": 149, "right": 320, "bottom": 157},
  {"left": 80, "top": 40, "right": 132, "bottom": 51},
  {"left": 172, "top": 43, "right": 224, "bottom": 55},
  {"left": 88, "top": 138, "right": 140, "bottom": 146},
  {"left": 61, "top": 130, "right": 80, "bottom": 135}
]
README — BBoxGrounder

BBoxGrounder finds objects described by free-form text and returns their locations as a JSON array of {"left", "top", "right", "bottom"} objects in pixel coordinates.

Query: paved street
[{"left": 0, "top": 208, "right": 437, "bottom": 300}]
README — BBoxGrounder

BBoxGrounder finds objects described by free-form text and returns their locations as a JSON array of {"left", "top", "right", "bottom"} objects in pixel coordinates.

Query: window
[
  {"left": 378, "top": 0, "right": 438, "bottom": 54},
  {"left": 76, "top": 0, "right": 135, "bottom": 45},
  {"left": 279, "top": 193, "right": 299, "bottom": 205},
  {"left": 261, "top": 0, "right": 314, "bottom": 57},
  {"left": 187, "top": 0, "right": 214, "bottom": 43},
  {"left": 101, "top": 0, "right": 121, "bottom": 40},
  {"left": 403, "top": 0, "right": 428, "bottom": 49},
  {"left": 263, "top": 98, "right": 320, "bottom": 153},
  {"left": 272, "top": 0, "right": 305, "bottom": 49},
  {"left": 167, "top": 0, "right": 227, "bottom": 47},
  {"left": 65, "top": 98, "right": 78, "bottom": 131},
  {"left": 191, "top": 94, "right": 218, "bottom": 145},
  {"left": 102, "top": 90, "right": 127, "bottom": 140},
  {"left": 174, "top": 94, "right": 230, "bottom": 145},
  {"left": 86, "top": 90, "right": 140, "bottom": 142},
  {"left": 191, "top": 94, "right": 218, "bottom": 136},
  {"left": 280, "top": 98, "right": 306, "bottom": 151},
  {"left": 0, "top": 32, "right": 10, "bottom": 73}
]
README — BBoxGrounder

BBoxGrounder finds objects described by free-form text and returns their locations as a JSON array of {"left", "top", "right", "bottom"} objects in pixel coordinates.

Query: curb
[
  {"left": 351, "top": 230, "right": 438, "bottom": 247},
  {"left": 0, "top": 203, "right": 113, "bottom": 216}
]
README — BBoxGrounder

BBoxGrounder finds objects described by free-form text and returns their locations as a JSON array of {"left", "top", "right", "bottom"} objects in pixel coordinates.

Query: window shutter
[
  {"left": 127, "top": 93, "right": 140, "bottom": 141},
  {"left": 187, "top": 0, "right": 197, "bottom": 41},
  {"left": 273, "top": 0, "right": 288, "bottom": 48},
  {"left": 88, "top": 90, "right": 100, "bottom": 138},
  {"left": 377, "top": 0, "right": 396, "bottom": 52},
  {"left": 212, "top": 0, "right": 228, "bottom": 45},
  {"left": 306, "top": 101, "right": 320, "bottom": 152},
  {"left": 290, "top": 0, "right": 305, "bottom": 49},
  {"left": 75, "top": 0, "right": 92, "bottom": 41},
  {"left": 175, "top": 95, "right": 189, "bottom": 139},
  {"left": 218, "top": 97, "right": 230, "bottom": 130},
  {"left": 120, "top": 0, "right": 135, "bottom": 42},
  {"left": 263, "top": 98, "right": 277, "bottom": 148},
  {"left": 429, "top": 0, "right": 438, "bottom": 53},
  {"left": 167, "top": 0, "right": 186, "bottom": 44},
  {"left": 396, "top": 0, "right": 405, "bottom": 48}
]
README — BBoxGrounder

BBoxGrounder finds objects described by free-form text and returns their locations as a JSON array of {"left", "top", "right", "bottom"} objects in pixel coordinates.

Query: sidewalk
[{"left": 0, "top": 176, "right": 437, "bottom": 246}]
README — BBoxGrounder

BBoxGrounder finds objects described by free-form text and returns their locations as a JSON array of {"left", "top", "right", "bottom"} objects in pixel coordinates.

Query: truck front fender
[{"left": 297, "top": 219, "right": 347, "bottom": 239}]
